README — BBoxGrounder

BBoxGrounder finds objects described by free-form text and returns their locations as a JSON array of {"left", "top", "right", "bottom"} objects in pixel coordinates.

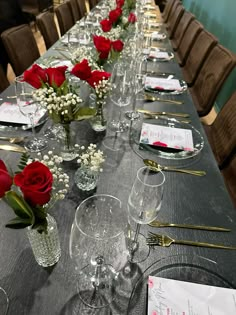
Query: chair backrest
[
  {"left": 1, "top": 24, "right": 40, "bottom": 76},
  {"left": 171, "top": 11, "right": 195, "bottom": 51},
  {"left": 162, "top": 0, "right": 179, "bottom": 23},
  {"left": 182, "top": 29, "right": 218, "bottom": 86},
  {"left": 221, "top": 153, "right": 236, "bottom": 208},
  {"left": 166, "top": 3, "right": 185, "bottom": 39},
  {"left": 55, "top": 2, "right": 74, "bottom": 36},
  {"left": 37, "top": 11, "right": 59, "bottom": 50},
  {"left": 204, "top": 91, "right": 236, "bottom": 168},
  {"left": 176, "top": 19, "right": 204, "bottom": 66},
  {"left": 189, "top": 44, "right": 236, "bottom": 117},
  {"left": 76, "top": 0, "right": 87, "bottom": 18},
  {"left": 67, "top": 0, "right": 81, "bottom": 23},
  {"left": 88, "top": 0, "right": 97, "bottom": 11},
  {"left": 0, "top": 65, "right": 9, "bottom": 93}
]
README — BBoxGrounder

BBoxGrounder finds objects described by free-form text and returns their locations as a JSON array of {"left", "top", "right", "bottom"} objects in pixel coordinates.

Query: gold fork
[
  {"left": 143, "top": 159, "right": 206, "bottom": 176},
  {"left": 146, "top": 232, "right": 236, "bottom": 250},
  {"left": 144, "top": 94, "right": 184, "bottom": 105}
]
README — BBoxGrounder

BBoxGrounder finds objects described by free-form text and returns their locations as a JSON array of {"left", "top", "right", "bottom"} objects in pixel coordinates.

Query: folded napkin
[
  {"left": 0, "top": 102, "right": 47, "bottom": 125},
  {"left": 148, "top": 51, "right": 171, "bottom": 60},
  {"left": 151, "top": 32, "right": 166, "bottom": 40},
  {"left": 145, "top": 76, "right": 182, "bottom": 92}
]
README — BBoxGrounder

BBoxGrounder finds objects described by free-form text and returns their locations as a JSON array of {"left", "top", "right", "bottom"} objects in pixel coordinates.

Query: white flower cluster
[
  {"left": 77, "top": 144, "right": 105, "bottom": 172},
  {"left": 33, "top": 151, "right": 70, "bottom": 202},
  {"left": 33, "top": 87, "right": 82, "bottom": 117},
  {"left": 72, "top": 46, "right": 102, "bottom": 70},
  {"left": 95, "top": 25, "right": 123, "bottom": 41},
  {"left": 94, "top": 79, "right": 112, "bottom": 106}
]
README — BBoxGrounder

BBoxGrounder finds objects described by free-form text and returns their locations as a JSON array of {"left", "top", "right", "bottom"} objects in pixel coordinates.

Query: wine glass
[
  {"left": 0, "top": 286, "right": 9, "bottom": 315},
  {"left": 69, "top": 194, "right": 129, "bottom": 308},
  {"left": 15, "top": 76, "right": 48, "bottom": 152},
  {"left": 127, "top": 166, "right": 165, "bottom": 263}
]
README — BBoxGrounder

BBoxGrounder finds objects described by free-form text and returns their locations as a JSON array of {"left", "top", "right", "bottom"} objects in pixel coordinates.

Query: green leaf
[
  {"left": 74, "top": 107, "right": 96, "bottom": 121},
  {"left": 5, "top": 217, "right": 33, "bottom": 229},
  {"left": 5, "top": 191, "right": 34, "bottom": 220},
  {"left": 33, "top": 206, "right": 47, "bottom": 220}
]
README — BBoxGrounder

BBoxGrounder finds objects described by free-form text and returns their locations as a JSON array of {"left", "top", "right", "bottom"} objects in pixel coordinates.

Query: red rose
[
  {"left": 100, "top": 19, "right": 112, "bottom": 32},
  {"left": 46, "top": 66, "right": 68, "bottom": 87},
  {"left": 111, "top": 39, "right": 124, "bottom": 52},
  {"left": 116, "top": 0, "right": 124, "bottom": 7},
  {"left": 0, "top": 160, "right": 12, "bottom": 198},
  {"left": 109, "top": 8, "right": 122, "bottom": 24},
  {"left": 71, "top": 59, "right": 92, "bottom": 80},
  {"left": 128, "top": 13, "right": 137, "bottom": 23},
  {"left": 93, "top": 35, "right": 111, "bottom": 59},
  {"left": 86, "top": 70, "right": 111, "bottom": 88},
  {"left": 23, "top": 64, "right": 47, "bottom": 89},
  {"left": 14, "top": 161, "right": 53, "bottom": 207}
]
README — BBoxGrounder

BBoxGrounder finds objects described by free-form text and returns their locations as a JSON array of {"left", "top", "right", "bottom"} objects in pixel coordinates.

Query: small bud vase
[
  {"left": 89, "top": 94, "right": 107, "bottom": 132},
  {"left": 74, "top": 165, "right": 99, "bottom": 191},
  {"left": 58, "top": 122, "right": 78, "bottom": 161},
  {"left": 27, "top": 214, "right": 61, "bottom": 267}
]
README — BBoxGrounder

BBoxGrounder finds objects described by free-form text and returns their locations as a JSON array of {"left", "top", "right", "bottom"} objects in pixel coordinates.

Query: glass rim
[{"left": 136, "top": 166, "right": 165, "bottom": 187}]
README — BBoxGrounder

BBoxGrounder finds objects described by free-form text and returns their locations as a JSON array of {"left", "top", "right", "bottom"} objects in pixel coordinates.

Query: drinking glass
[
  {"left": 127, "top": 166, "right": 165, "bottom": 263},
  {"left": 69, "top": 194, "right": 129, "bottom": 308},
  {"left": 0, "top": 286, "right": 9, "bottom": 315},
  {"left": 15, "top": 76, "right": 48, "bottom": 152}
]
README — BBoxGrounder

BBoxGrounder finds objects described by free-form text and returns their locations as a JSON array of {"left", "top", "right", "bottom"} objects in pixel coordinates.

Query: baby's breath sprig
[
  {"left": 76, "top": 144, "right": 105, "bottom": 172},
  {"left": 94, "top": 79, "right": 112, "bottom": 106}
]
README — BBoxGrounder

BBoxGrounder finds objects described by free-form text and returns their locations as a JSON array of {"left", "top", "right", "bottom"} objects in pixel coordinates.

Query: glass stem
[{"left": 29, "top": 113, "right": 36, "bottom": 138}]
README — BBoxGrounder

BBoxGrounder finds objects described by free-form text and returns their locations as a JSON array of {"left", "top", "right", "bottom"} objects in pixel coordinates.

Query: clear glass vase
[
  {"left": 58, "top": 122, "right": 78, "bottom": 161},
  {"left": 74, "top": 165, "right": 99, "bottom": 191},
  {"left": 27, "top": 214, "right": 61, "bottom": 267},
  {"left": 89, "top": 94, "right": 107, "bottom": 132}
]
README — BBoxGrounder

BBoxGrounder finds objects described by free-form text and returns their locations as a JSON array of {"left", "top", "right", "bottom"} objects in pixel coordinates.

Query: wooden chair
[
  {"left": 67, "top": 0, "right": 81, "bottom": 23},
  {"left": 55, "top": 2, "right": 74, "bottom": 36},
  {"left": 175, "top": 19, "right": 204, "bottom": 66},
  {"left": 204, "top": 91, "right": 236, "bottom": 169},
  {"left": 1, "top": 24, "right": 40, "bottom": 76},
  {"left": 189, "top": 44, "right": 236, "bottom": 117},
  {"left": 76, "top": 0, "right": 87, "bottom": 18},
  {"left": 170, "top": 11, "right": 195, "bottom": 51},
  {"left": 166, "top": 3, "right": 185, "bottom": 39},
  {"left": 0, "top": 65, "right": 9, "bottom": 93},
  {"left": 162, "top": 0, "right": 179, "bottom": 23},
  {"left": 221, "top": 154, "right": 236, "bottom": 208},
  {"left": 37, "top": 11, "right": 59, "bottom": 49},
  {"left": 88, "top": 0, "right": 97, "bottom": 11},
  {"left": 181, "top": 29, "right": 218, "bottom": 87}
]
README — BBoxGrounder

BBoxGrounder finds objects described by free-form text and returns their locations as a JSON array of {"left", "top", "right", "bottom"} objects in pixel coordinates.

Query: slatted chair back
[
  {"left": 0, "top": 64, "right": 9, "bottom": 93},
  {"left": 181, "top": 29, "right": 218, "bottom": 86},
  {"left": 171, "top": 11, "right": 195, "bottom": 51},
  {"left": 88, "top": 0, "right": 97, "bottom": 11},
  {"left": 37, "top": 11, "right": 59, "bottom": 50},
  {"left": 176, "top": 19, "right": 204, "bottom": 66},
  {"left": 55, "top": 2, "right": 74, "bottom": 36},
  {"left": 221, "top": 153, "right": 236, "bottom": 208},
  {"left": 162, "top": 0, "right": 179, "bottom": 23},
  {"left": 166, "top": 2, "right": 185, "bottom": 39},
  {"left": 189, "top": 44, "right": 236, "bottom": 117},
  {"left": 76, "top": 0, "right": 87, "bottom": 18},
  {"left": 1, "top": 24, "right": 40, "bottom": 76},
  {"left": 67, "top": 0, "right": 81, "bottom": 23}
]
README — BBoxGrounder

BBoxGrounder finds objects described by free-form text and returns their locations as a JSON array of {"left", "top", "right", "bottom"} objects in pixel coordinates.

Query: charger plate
[{"left": 127, "top": 255, "right": 235, "bottom": 315}]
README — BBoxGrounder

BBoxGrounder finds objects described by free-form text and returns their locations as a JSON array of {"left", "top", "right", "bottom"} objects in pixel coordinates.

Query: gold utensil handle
[
  {"left": 0, "top": 144, "right": 27, "bottom": 153},
  {"left": 175, "top": 239, "right": 236, "bottom": 250},
  {"left": 159, "top": 112, "right": 189, "bottom": 118},
  {"left": 149, "top": 221, "right": 231, "bottom": 231},
  {"left": 163, "top": 167, "right": 206, "bottom": 176},
  {"left": 155, "top": 98, "right": 183, "bottom": 105}
]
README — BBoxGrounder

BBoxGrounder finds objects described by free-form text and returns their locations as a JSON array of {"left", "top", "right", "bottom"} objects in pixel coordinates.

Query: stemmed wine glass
[
  {"left": 0, "top": 285, "right": 9, "bottom": 315},
  {"left": 69, "top": 194, "right": 129, "bottom": 308},
  {"left": 127, "top": 166, "right": 165, "bottom": 263},
  {"left": 15, "top": 76, "right": 48, "bottom": 152}
]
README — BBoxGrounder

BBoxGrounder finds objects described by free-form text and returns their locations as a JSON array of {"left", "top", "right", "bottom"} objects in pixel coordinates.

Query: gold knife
[
  {"left": 149, "top": 220, "right": 231, "bottom": 232},
  {"left": 0, "top": 144, "right": 27, "bottom": 153},
  {"left": 137, "top": 109, "right": 190, "bottom": 118}
]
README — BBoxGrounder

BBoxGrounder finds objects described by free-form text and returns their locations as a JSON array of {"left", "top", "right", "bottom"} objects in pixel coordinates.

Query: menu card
[
  {"left": 0, "top": 102, "right": 46, "bottom": 125},
  {"left": 148, "top": 276, "right": 236, "bottom": 315},
  {"left": 145, "top": 76, "right": 182, "bottom": 91},
  {"left": 139, "top": 123, "right": 194, "bottom": 151}
]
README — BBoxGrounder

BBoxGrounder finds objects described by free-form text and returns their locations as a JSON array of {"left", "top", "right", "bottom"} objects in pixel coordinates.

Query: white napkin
[
  {"left": 145, "top": 77, "right": 182, "bottom": 91},
  {"left": 151, "top": 32, "right": 166, "bottom": 40}
]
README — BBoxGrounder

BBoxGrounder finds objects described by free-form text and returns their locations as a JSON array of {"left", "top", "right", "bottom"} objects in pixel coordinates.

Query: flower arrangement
[
  {"left": 0, "top": 152, "right": 69, "bottom": 232},
  {"left": 76, "top": 144, "right": 105, "bottom": 172},
  {"left": 93, "top": 35, "right": 124, "bottom": 64},
  {"left": 23, "top": 64, "right": 96, "bottom": 125}
]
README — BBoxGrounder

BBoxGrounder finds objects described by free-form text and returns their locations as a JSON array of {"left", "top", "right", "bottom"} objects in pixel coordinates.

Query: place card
[
  {"left": 149, "top": 51, "right": 170, "bottom": 59},
  {"left": 0, "top": 102, "right": 46, "bottom": 125},
  {"left": 151, "top": 32, "right": 166, "bottom": 40},
  {"left": 145, "top": 77, "right": 182, "bottom": 91},
  {"left": 148, "top": 276, "right": 236, "bottom": 315},
  {"left": 139, "top": 123, "right": 194, "bottom": 151}
]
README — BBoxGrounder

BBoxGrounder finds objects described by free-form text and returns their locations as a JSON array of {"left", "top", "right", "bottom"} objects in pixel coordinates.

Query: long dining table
[{"left": 0, "top": 2, "right": 236, "bottom": 314}]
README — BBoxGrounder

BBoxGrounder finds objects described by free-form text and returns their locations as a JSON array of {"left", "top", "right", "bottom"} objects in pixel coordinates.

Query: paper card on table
[
  {"left": 151, "top": 32, "right": 166, "bottom": 40},
  {"left": 0, "top": 102, "right": 46, "bottom": 125},
  {"left": 149, "top": 51, "right": 170, "bottom": 59},
  {"left": 148, "top": 276, "right": 236, "bottom": 315},
  {"left": 145, "top": 76, "right": 182, "bottom": 91},
  {"left": 139, "top": 123, "right": 194, "bottom": 151}
]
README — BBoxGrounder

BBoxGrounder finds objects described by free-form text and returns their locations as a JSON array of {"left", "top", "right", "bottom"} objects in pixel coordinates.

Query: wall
[{"left": 182, "top": 0, "right": 236, "bottom": 112}]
